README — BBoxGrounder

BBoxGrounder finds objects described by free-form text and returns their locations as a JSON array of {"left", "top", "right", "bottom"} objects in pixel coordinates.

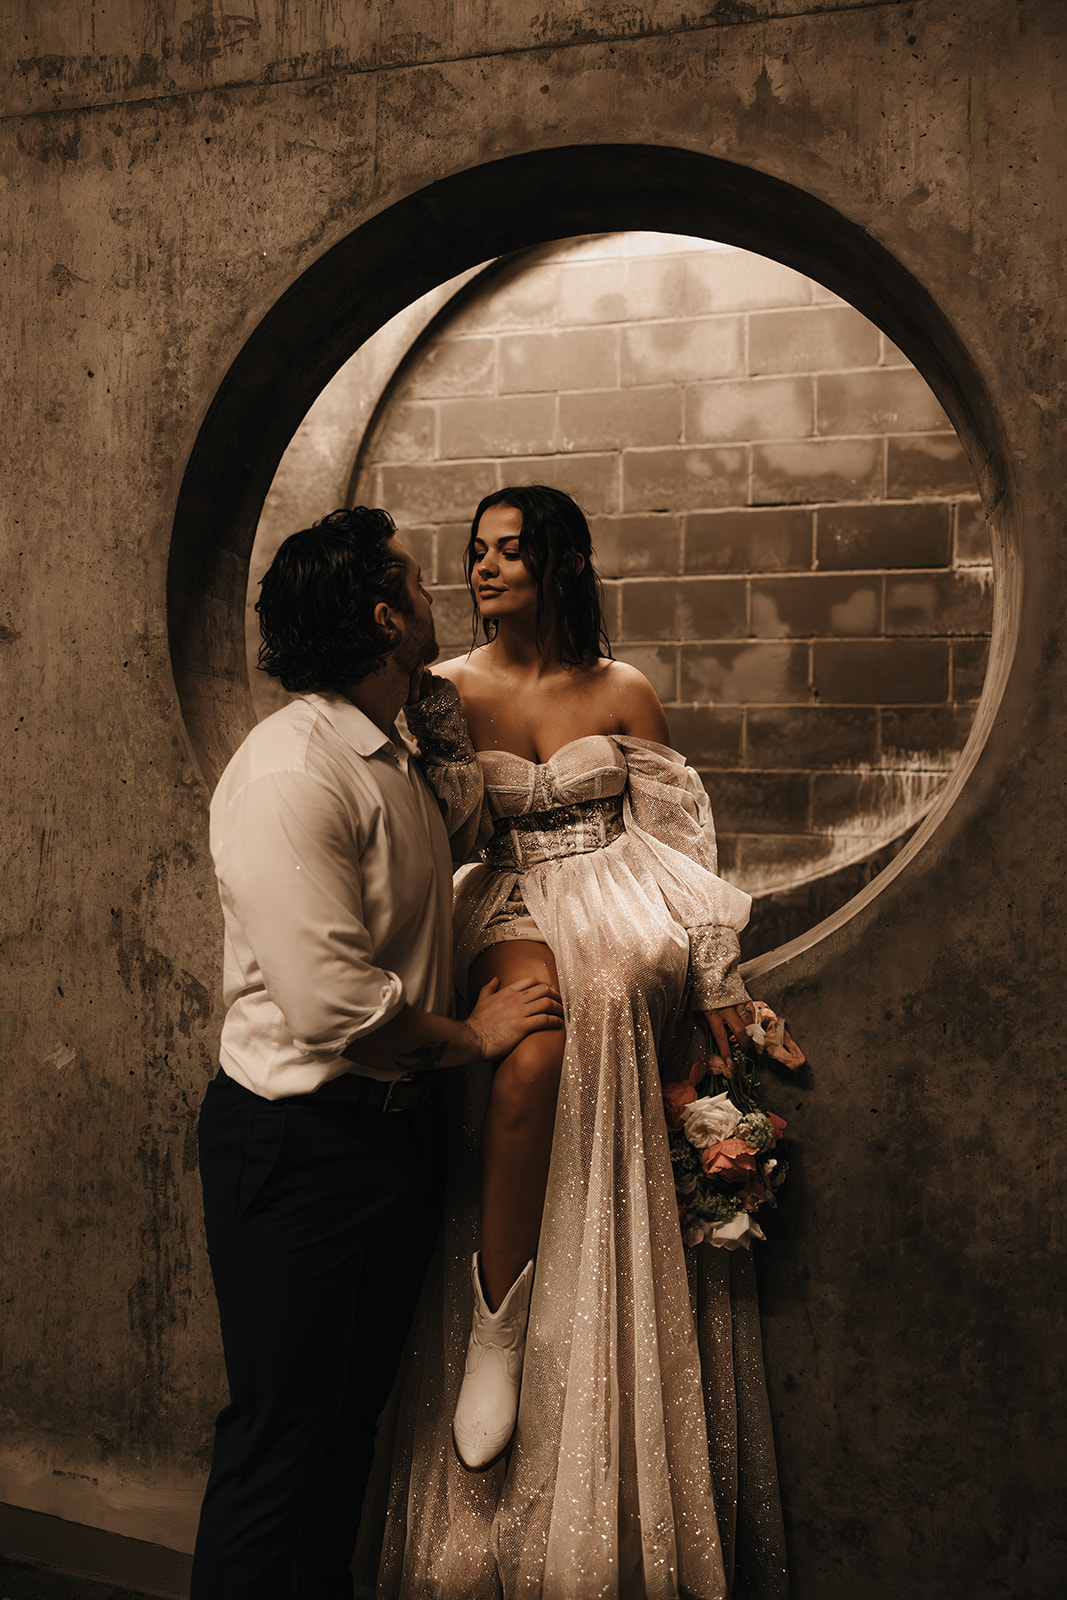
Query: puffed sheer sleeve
[
  {"left": 403, "top": 680, "right": 493, "bottom": 864},
  {"left": 617, "top": 736, "right": 752, "bottom": 1011}
]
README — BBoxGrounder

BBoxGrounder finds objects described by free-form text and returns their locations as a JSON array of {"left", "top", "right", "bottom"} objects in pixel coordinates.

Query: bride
[{"left": 369, "top": 486, "right": 790, "bottom": 1600}]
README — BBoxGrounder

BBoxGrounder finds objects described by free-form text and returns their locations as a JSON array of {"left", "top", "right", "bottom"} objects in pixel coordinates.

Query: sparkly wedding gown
[{"left": 358, "top": 687, "right": 789, "bottom": 1600}]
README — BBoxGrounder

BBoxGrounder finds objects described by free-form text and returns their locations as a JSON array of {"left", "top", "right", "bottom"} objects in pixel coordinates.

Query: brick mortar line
[
  {"left": 397, "top": 428, "right": 966, "bottom": 447},
  {"left": 506, "top": 309, "right": 902, "bottom": 333},
  {"left": 671, "top": 765, "right": 949, "bottom": 775},
  {"left": 662, "top": 710, "right": 979, "bottom": 716},
  {"left": 661, "top": 711, "right": 977, "bottom": 721},
  {"left": 613, "top": 637, "right": 985, "bottom": 644},
  {"left": 447, "top": 357, "right": 931, "bottom": 389},
  {"left": 414, "top": 437, "right": 964, "bottom": 458},
  {"left": 382, "top": 435, "right": 966, "bottom": 460},
  {"left": 423, "top": 365, "right": 941, "bottom": 394},
  {"left": 606, "top": 567, "right": 987, "bottom": 580},
  {"left": 435, "top": 323, "right": 878, "bottom": 342},
  {"left": 438, "top": 587, "right": 991, "bottom": 601}
]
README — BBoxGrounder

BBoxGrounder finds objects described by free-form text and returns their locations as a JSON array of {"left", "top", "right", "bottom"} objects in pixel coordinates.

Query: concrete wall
[{"left": 2, "top": 3, "right": 1064, "bottom": 1595}]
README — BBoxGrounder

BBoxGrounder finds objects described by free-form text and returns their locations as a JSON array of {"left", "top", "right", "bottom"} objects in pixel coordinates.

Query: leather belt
[
  {"left": 310, "top": 1072, "right": 435, "bottom": 1112},
  {"left": 481, "top": 796, "right": 625, "bottom": 870}
]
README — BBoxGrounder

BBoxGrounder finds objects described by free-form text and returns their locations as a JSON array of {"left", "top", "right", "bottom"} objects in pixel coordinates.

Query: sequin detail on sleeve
[
  {"left": 403, "top": 682, "right": 491, "bottom": 862},
  {"left": 403, "top": 680, "right": 477, "bottom": 765},
  {"left": 688, "top": 925, "right": 749, "bottom": 1010}
]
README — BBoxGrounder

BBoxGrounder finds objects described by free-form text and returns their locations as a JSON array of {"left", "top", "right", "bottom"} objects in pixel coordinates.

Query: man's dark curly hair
[{"left": 256, "top": 507, "right": 409, "bottom": 692}]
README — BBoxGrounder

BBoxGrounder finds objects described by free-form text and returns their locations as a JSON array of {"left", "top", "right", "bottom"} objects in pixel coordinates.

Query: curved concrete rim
[{"left": 167, "top": 142, "right": 1017, "bottom": 974}]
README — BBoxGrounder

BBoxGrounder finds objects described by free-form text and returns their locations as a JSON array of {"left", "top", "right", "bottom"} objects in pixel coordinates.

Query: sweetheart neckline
[{"left": 475, "top": 733, "right": 620, "bottom": 769}]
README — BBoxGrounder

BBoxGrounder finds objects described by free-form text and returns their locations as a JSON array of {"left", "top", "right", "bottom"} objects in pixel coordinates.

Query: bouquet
[{"left": 662, "top": 1001, "right": 803, "bottom": 1251}]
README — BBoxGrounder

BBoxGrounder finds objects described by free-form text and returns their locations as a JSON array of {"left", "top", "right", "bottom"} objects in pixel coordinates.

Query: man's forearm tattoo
[{"left": 395, "top": 1040, "right": 447, "bottom": 1072}]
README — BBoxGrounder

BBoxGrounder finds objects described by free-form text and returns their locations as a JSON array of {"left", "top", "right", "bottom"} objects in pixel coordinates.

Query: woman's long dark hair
[{"left": 465, "top": 485, "right": 613, "bottom": 667}]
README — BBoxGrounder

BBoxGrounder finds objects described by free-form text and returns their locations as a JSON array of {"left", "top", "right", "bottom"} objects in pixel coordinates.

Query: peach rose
[
  {"left": 700, "top": 1137, "right": 759, "bottom": 1183},
  {"left": 662, "top": 1081, "right": 698, "bottom": 1131},
  {"left": 768, "top": 1112, "right": 787, "bottom": 1144},
  {"left": 762, "top": 1013, "right": 806, "bottom": 1071}
]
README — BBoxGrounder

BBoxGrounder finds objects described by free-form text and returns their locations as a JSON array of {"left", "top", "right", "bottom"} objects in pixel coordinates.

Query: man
[{"left": 190, "top": 507, "right": 562, "bottom": 1599}]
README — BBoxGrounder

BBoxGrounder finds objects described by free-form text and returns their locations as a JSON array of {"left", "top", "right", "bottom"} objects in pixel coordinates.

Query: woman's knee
[{"left": 491, "top": 1030, "right": 565, "bottom": 1121}]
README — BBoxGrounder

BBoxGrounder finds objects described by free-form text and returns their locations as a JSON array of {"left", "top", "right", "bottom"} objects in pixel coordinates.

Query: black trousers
[{"left": 190, "top": 1069, "right": 445, "bottom": 1600}]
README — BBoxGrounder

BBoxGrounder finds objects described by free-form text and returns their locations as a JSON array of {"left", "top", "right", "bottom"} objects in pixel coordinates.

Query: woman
[{"left": 374, "top": 487, "right": 789, "bottom": 1600}]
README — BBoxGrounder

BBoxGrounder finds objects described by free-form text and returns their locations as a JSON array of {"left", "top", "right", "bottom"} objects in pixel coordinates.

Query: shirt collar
[{"left": 300, "top": 691, "right": 409, "bottom": 765}]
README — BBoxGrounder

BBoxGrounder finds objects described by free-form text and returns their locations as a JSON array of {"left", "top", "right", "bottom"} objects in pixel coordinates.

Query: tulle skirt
[{"left": 356, "top": 837, "right": 788, "bottom": 1599}]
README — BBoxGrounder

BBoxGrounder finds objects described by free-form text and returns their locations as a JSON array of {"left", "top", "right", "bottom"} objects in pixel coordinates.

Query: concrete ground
[
  {"left": 0, "top": 1507, "right": 188, "bottom": 1600},
  {"left": 0, "top": 1557, "right": 163, "bottom": 1600}
]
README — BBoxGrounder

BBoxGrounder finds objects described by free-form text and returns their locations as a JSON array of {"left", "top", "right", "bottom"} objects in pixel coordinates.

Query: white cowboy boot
[{"left": 452, "top": 1253, "right": 534, "bottom": 1470}]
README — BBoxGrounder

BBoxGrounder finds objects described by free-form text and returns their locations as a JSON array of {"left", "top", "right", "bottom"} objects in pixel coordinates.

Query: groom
[{"left": 190, "top": 507, "right": 562, "bottom": 1600}]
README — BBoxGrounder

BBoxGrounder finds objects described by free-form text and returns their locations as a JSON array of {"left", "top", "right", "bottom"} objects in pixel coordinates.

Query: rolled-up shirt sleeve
[{"left": 213, "top": 768, "right": 406, "bottom": 1061}]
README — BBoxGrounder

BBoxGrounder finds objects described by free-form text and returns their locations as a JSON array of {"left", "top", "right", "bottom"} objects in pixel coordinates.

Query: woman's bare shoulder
[
  {"left": 597, "top": 658, "right": 671, "bottom": 741},
  {"left": 598, "top": 657, "right": 653, "bottom": 688},
  {"left": 434, "top": 650, "right": 489, "bottom": 691},
  {"left": 597, "top": 657, "right": 662, "bottom": 705}
]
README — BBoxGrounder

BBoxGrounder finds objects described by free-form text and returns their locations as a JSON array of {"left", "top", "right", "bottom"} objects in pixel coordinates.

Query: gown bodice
[
  {"left": 476, "top": 737, "right": 629, "bottom": 871},
  {"left": 477, "top": 734, "right": 628, "bottom": 818}
]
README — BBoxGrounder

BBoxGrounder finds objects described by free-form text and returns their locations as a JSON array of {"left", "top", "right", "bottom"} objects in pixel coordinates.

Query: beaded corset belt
[{"left": 480, "top": 796, "right": 625, "bottom": 871}]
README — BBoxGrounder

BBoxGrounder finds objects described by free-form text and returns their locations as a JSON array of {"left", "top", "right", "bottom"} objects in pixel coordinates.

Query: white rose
[
  {"left": 681, "top": 1091, "right": 741, "bottom": 1149},
  {"left": 705, "top": 1211, "right": 766, "bottom": 1251}
]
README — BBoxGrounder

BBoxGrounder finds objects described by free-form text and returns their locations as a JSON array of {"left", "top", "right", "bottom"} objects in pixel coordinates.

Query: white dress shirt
[{"left": 209, "top": 692, "right": 455, "bottom": 1100}]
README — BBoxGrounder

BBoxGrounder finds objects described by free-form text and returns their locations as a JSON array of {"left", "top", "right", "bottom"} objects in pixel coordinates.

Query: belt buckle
[{"left": 381, "top": 1076, "right": 422, "bottom": 1113}]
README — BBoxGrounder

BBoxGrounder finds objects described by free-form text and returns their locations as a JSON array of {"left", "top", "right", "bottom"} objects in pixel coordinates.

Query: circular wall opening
[{"left": 168, "top": 145, "right": 1014, "bottom": 961}]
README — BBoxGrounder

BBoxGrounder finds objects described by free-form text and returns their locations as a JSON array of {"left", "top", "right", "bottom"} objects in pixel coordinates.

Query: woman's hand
[
  {"left": 705, "top": 1000, "right": 806, "bottom": 1074},
  {"left": 407, "top": 667, "right": 435, "bottom": 704},
  {"left": 703, "top": 1003, "right": 756, "bottom": 1076}
]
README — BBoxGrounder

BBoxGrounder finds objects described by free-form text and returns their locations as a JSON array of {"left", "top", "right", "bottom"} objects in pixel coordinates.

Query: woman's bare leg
[{"left": 471, "top": 940, "right": 566, "bottom": 1312}]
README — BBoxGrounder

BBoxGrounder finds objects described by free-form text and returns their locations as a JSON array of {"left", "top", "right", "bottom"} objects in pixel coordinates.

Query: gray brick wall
[{"left": 352, "top": 233, "right": 991, "bottom": 901}]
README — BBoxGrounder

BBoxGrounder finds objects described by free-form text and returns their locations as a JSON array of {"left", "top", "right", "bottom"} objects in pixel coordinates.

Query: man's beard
[{"left": 400, "top": 619, "right": 438, "bottom": 673}]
